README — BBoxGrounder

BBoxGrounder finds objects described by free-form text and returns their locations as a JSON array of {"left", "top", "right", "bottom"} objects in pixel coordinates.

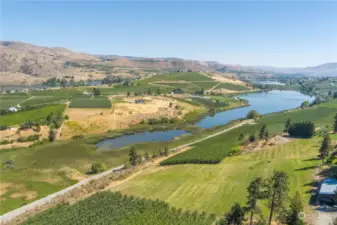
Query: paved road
[{"left": 0, "top": 120, "right": 252, "bottom": 224}]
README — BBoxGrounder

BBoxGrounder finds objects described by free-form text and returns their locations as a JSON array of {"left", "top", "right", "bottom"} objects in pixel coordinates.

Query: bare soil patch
[
  {"left": 60, "top": 96, "right": 200, "bottom": 139},
  {"left": 244, "top": 135, "right": 292, "bottom": 153},
  {"left": 0, "top": 183, "right": 14, "bottom": 196},
  {"left": 10, "top": 191, "right": 37, "bottom": 201}
]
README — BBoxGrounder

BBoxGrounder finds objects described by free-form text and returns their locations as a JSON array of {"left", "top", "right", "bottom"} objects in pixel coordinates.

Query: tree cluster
[
  {"left": 218, "top": 171, "right": 303, "bottom": 225},
  {"left": 288, "top": 121, "right": 315, "bottom": 138}
]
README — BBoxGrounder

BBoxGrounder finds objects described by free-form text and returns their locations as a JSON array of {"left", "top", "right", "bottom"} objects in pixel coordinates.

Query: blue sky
[{"left": 1, "top": 1, "right": 337, "bottom": 67}]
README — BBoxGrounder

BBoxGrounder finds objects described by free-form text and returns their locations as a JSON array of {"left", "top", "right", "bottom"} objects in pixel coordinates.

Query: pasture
[
  {"left": 69, "top": 97, "right": 112, "bottom": 108},
  {"left": 0, "top": 104, "right": 66, "bottom": 126},
  {"left": 114, "top": 138, "right": 321, "bottom": 215}
]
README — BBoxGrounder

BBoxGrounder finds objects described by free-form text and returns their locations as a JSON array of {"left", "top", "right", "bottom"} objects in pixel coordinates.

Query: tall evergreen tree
[
  {"left": 219, "top": 203, "right": 245, "bottom": 225},
  {"left": 334, "top": 113, "right": 337, "bottom": 133},
  {"left": 278, "top": 191, "right": 304, "bottom": 225},
  {"left": 129, "top": 147, "right": 138, "bottom": 166},
  {"left": 284, "top": 118, "right": 291, "bottom": 132},
  {"left": 267, "top": 171, "right": 289, "bottom": 225},
  {"left": 319, "top": 134, "right": 332, "bottom": 164},
  {"left": 247, "top": 177, "right": 267, "bottom": 225},
  {"left": 259, "top": 125, "right": 267, "bottom": 139}
]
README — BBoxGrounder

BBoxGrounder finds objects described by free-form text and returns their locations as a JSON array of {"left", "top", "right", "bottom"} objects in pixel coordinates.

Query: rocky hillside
[
  {"left": 0, "top": 42, "right": 218, "bottom": 85},
  {"left": 0, "top": 41, "right": 101, "bottom": 85}
]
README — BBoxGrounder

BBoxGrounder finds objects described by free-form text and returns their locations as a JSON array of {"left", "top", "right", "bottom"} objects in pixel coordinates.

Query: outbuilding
[{"left": 318, "top": 178, "right": 337, "bottom": 205}]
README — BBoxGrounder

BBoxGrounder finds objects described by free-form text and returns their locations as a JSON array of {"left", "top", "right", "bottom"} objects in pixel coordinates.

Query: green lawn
[
  {"left": 69, "top": 97, "right": 112, "bottom": 108},
  {"left": 0, "top": 104, "right": 66, "bottom": 126},
  {"left": 114, "top": 138, "right": 320, "bottom": 215}
]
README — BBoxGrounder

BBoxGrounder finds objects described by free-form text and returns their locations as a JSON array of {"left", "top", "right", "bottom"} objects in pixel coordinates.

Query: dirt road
[{"left": 0, "top": 119, "right": 253, "bottom": 224}]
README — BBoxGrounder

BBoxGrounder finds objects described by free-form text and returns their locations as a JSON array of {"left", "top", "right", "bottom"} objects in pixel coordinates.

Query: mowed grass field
[
  {"left": 0, "top": 104, "right": 66, "bottom": 126},
  {"left": 113, "top": 138, "right": 321, "bottom": 215},
  {"left": 69, "top": 97, "right": 112, "bottom": 108}
]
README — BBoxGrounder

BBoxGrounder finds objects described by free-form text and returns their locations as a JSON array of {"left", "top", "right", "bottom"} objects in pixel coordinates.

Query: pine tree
[
  {"left": 319, "top": 134, "right": 332, "bottom": 164},
  {"left": 247, "top": 177, "right": 267, "bottom": 225},
  {"left": 218, "top": 203, "right": 245, "bottom": 225},
  {"left": 144, "top": 152, "right": 150, "bottom": 161},
  {"left": 333, "top": 113, "right": 337, "bottom": 133},
  {"left": 267, "top": 171, "right": 289, "bottom": 225},
  {"left": 164, "top": 147, "right": 169, "bottom": 156},
  {"left": 129, "top": 147, "right": 138, "bottom": 166},
  {"left": 259, "top": 125, "right": 267, "bottom": 139},
  {"left": 284, "top": 118, "right": 291, "bottom": 132}
]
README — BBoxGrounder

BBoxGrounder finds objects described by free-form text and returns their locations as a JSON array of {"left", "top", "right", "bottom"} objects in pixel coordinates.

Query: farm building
[{"left": 318, "top": 178, "right": 337, "bottom": 205}]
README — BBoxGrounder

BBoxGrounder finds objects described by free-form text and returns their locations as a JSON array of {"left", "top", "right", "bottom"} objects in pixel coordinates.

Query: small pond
[{"left": 97, "top": 130, "right": 190, "bottom": 151}]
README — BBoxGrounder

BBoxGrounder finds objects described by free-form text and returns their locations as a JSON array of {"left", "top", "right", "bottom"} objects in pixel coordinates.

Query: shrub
[
  {"left": 246, "top": 110, "right": 260, "bottom": 119},
  {"left": 91, "top": 163, "right": 106, "bottom": 173},
  {"left": 17, "top": 134, "right": 40, "bottom": 143}
]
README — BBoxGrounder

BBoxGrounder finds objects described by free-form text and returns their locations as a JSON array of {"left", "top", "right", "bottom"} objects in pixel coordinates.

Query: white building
[{"left": 8, "top": 107, "right": 18, "bottom": 112}]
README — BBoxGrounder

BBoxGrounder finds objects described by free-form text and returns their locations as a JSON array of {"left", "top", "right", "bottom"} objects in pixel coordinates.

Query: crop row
[{"left": 21, "top": 191, "right": 216, "bottom": 225}]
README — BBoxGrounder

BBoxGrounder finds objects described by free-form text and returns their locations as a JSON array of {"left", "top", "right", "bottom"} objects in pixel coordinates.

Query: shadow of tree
[{"left": 294, "top": 165, "right": 317, "bottom": 171}]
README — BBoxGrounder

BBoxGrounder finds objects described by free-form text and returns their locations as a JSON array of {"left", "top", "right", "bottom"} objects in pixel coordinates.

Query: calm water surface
[
  {"left": 194, "top": 90, "right": 314, "bottom": 128},
  {"left": 97, "top": 130, "right": 189, "bottom": 151},
  {"left": 97, "top": 90, "right": 313, "bottom": 150}
]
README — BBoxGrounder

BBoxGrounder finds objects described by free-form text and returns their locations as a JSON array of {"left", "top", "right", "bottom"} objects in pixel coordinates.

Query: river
[{"left": 97, "top": 90, "right": 314, "bottom": 151}]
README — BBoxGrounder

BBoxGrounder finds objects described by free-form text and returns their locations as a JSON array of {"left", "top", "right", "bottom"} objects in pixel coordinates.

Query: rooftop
[{"left": 319, "top": 178, "right": 337, "bottom": 195}]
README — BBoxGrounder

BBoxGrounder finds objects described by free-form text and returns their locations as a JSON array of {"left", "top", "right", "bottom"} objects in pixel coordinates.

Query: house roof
[{"left": 319, "top": 178, "right": 337, "bottom": 195}]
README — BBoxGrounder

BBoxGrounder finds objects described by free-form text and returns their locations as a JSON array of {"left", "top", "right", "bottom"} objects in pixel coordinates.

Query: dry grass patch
[{"left": 10, "top": 191, "right": 37, "bottom": 201}]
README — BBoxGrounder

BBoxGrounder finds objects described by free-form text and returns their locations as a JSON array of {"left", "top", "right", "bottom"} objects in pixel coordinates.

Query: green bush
[{"left": 91, "top": 162, "right": 106, "bottom": 173}]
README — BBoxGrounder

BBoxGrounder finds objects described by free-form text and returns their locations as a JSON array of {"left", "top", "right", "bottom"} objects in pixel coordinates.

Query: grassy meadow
[{"left": 113, "top": 138, "right": 321, "bottom": 215}]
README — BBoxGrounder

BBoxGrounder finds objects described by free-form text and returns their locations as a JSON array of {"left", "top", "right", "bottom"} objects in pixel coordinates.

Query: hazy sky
[{"left": 1, "top": 0, "right": 337, "bottom": 67}]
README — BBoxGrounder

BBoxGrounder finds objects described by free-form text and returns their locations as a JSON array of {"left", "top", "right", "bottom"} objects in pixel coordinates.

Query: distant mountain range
[
  {"left": 254, "top": 63, "right": 337, "bottom": 77},
  {"left": 0, "top": 41, "right": 336, "bottom": 85}
]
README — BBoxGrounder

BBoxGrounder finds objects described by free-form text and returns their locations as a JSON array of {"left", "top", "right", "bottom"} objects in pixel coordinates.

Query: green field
[
  {"left": 191, "top": 82, "right": 219, "bottom": 89},
  {"left": 215, "top": 83, "right": 249, "bottom": 91},
  {"left": 155, "top": 82, "right": 200, "bottom": 92},
  {"left": 0, "top": 96, "right": 28, "bottom": 109},
  {"left": 21, "top": 191, "right": 216, "bottom": 225},
  {"left": 140, "top": 72, "right": 213, "bottom": 83},
  {"left": 69, "top": 97, "right": 112, "bottom": 108},
  {"left": 114, "top": 138, "right": 320, "bottom": 215},
  {"left": 0, "top": 104, "right": 66, "bottom": 126},
  {"left": 1, "top": 98, "right": 336, "bottom": 215},
  {"left": 161, "top": 105, "right": 336, "bottom": 165},
  {"left": 21, "top": 96, "right": 69, "bottom": 106}
]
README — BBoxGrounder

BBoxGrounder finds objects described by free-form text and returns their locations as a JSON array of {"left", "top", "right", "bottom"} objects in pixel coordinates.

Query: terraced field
[{"left": 113, "top": 138, "right": 321, "bottom": 215}]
